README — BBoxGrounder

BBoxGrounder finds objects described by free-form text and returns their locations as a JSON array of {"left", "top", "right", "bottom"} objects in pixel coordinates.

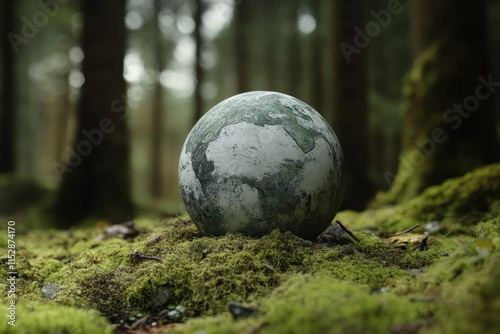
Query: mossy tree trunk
[
  {"left": 385, "top": 0, "right": 500, "bottom": 203},
  {"left": 332, "top": 0, "right": 374, "bottom": 210},
  {"left": 0, "top": 0, "right": 15, "bottom": 173},
  {"left": 53, "top": 0, "right": 133, "bottom": 225}
]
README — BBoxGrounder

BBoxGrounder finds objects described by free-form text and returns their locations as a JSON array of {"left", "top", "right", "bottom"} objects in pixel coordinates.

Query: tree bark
[
  {"left": 332, "top": 0, "right": 374, "bottom": 210},
  {"left": 287, "top": 1, "right": 301, "bottom": 97},
  {"left": 263, "top": 0, "right": 278, "bottom": 91},
  {"left": 385, "top": 0, "right": 500, "bottom": 203},
  {"left": 0, "top": 0, "right": 15, "bottom": 173},
  {"left": 193, "top": 0, "right": 204, "bottom": 123},
  {"left": 234, "top": 0, "right": 250, "bottom": 93},
  {"left": 310, "top": 0, "right": 324, "bottom": 113},
  {"left": 53, "top": 0, "right": 133, "bottom": 225},
  {"left": 150, "top": 0, "right": 166, "bottom": 199}
]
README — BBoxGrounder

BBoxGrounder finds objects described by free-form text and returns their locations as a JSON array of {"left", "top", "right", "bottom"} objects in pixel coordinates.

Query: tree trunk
[
  {"left": 287, "top": 1, "right": 301, "bottom": 97},
  {"left": 0, "top": 0, "right": 15, "bottom": 173},
  {"left": 310, "top": 0, "right": 324, "bottom": 113},
  {"left": 53, "top": 0, "right": 133, "bottom": 225},
  {"left": 234, "top": 0, "right": 250, "bottom": 93},
  {"left": 193, "top": 0, "right": 204, "bottom": 123},
  {"left": 150, "top": 0, "right": 166, "bottom": 199},
  {"left": 385, "top": 0, "right": 500, "bottom": 203},
  {"left": 53, "top": 72, "right": 71, "bottom": 164},
  {"left": 332, "top": 0, "right": 374, "bottom": 210},
  {"left": 262, "top": 0, "right": 278, "bottom": 91}
]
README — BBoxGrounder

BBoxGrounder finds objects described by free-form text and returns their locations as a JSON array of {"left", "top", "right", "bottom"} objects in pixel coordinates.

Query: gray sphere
[{"left": 178, "top": 91, "right": 345, "bottom": 240}]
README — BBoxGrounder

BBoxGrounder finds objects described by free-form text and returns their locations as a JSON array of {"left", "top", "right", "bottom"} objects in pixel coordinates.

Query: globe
[{"left": 178, "top": 91, "right": 345, "bottom": 240}]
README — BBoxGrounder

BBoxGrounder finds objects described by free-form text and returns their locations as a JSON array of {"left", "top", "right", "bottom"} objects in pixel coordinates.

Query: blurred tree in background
[
  {"left": 52, "top": 0, "right": 134, "bottom": 225},
  {"left": 332, "top": 0, "right": 373, "bottom": 210},
  {"left": 150, "top": 0, "right": 167, "bottom": 199},
  {"left": 1, "top": 0, "right": 499, "bottom": 225},
  {"left": 0, "top": 0, "right": 15, "bottom": 173},
  {"left": 193, "top": 0, "right": 205, "bottom": 123},
  {"left": 234, "top": 0, "right": 250, "bottom": 93},
  {"left": 385, "top": 0, "right": 500, "bottom": 203}
]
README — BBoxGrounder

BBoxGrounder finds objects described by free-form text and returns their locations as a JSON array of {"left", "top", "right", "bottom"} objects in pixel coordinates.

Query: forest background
[{"left": 1, "top": 0, "right": 499, "bottom": 225}]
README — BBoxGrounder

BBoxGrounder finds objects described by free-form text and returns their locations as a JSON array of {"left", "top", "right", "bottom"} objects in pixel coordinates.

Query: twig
[
  {"left": 130, "top": 250, "right": 161, "bottom": 262},
  {"left": 95, "top": 260, "right": 122, "bottom": 276},
  {"left": 336, "top": 221, "right": 360, "bottom": 242},
  {"left": 393, "top": 224, "right": 421, "bottom": 236}
]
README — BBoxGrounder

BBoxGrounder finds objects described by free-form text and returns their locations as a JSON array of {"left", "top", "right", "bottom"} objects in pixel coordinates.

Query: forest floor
[{"left": 1, "top": 163, "right": 499, "bottom": 334}]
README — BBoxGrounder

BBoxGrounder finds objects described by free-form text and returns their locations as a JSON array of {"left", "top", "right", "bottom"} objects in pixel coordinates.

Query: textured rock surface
[{"left": 178, "top": 91, "right": 345, "bottom": 239}]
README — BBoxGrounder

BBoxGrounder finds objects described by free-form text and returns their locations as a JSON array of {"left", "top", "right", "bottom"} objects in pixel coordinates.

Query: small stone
[
  {"left": 94, "top": 221, "right": 140, "bottom": 240},
  {"left": 179, "top": 91, "right": 345, "bottom": 240},
  {"left": 409, "top": 269, "right": 422, "bottom": 276},
  {"left": 150, "top": 286, "right": 174, "bottom": 310},
  {"left": 227, "top": 301, "right": 257, "bottom": 320},
  {"left": 424, "top": 220, "right": 441, "bottom": 235},
  {"left": 42, "top": 283, "right": 60, "bottom": 300}
]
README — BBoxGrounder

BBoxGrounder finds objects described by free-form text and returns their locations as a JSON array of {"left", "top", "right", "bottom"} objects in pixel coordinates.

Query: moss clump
[
  {"left": 1, "top": 213, "right": 450, "bottom": 333},
  {"left": 349, "top": 163, "right": 500, "bottom": 234},
  {"left": 175, "top": 218, "right": 500, "bottom": 334},
  {"left": 405, "top": 219, "right": 500, "bottom": 334},
  {"left": 175, "top": 274, "right": 437, "bottom": 334},
  {"left": 0, "top": 301, "right": 112, "bottom": 334}
]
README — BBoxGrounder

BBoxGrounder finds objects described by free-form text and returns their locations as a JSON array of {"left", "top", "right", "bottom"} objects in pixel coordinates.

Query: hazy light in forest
[
  {"left": 159, "top": 9, "right": 175, "bottom": 35},
  {"left": 297, "top": 12, "right": 316, "bottom": 35},
  {"left": 71, "top": 13, "right": 82, "bottom": 36},
  {"left": 127, "top": 0, "right": 148, "bottom": 8},
  {"left": 128, "top": 85, "right": 145, "bottom": 102},
  {"left": 124, "top": 52, "right": 146, "bottom": 83},
  {"left": 281, "top": 21, "right": 295, "bottom": 36},
  {"left": 201, "top": 81, "right": 218, "bottom": 100},
  {"left": 69, "top": 47, "right": 84, "bottom": 64},
  {"left": 160, "top": 69, "right": 194, "bottom": 97},
  {"left": 69, "top": 70, "right": 84, "bottom": 88},
  {"left": 125, "top": 11, "right": 144, "bottom": 30},
  {"left": 29, "top": 53, "right": 68, "bottom": 82},
  {"left": 202, "top": 1, "right": 234, "bottom": 39},
  {"left": 177, "top": 14, "right": 195, "bottom": 35},
  {"left": 174, "top": 37, "right": 195, "bottom": 66},
  {"left": 48, "top": 52, "right": 68, "bottom": 71},
  {"left": 201, "top": 46, "right": 218, "bottom": 69}
]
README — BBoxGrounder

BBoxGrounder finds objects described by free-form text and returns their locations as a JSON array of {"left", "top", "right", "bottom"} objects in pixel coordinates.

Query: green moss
[
  {"left": 0, "top": 301, "right": 112, "bottom": 334},
  {"left": 175, "top": 274, "right": 437, "bottom": 334},
  {"left": 1, "top": 212, "right": 449, "bottom": 332},
  {"left": 3, "top": 168, "right": 497, "bottom": 333},
  {"left": 353, "top": 164, "right": 500, "bottom": 233}
]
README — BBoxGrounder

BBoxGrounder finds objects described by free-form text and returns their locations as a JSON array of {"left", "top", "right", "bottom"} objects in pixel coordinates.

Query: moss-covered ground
[{"left": 1, "top": 163, "right": 499, "bottom": 333}]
